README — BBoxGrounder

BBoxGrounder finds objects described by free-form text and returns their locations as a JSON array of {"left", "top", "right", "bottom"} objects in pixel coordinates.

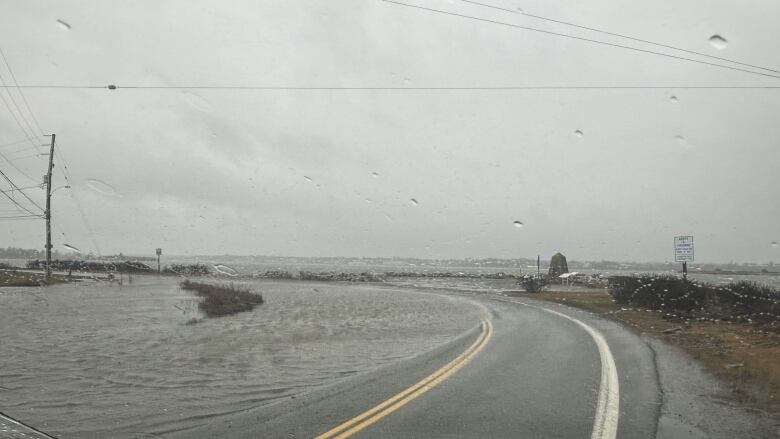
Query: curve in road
[
  {"left": 167, "top": 288, "right": 659, "bottom": 438},
  {"left": 316, "top": 320, "right": 493, "bottom": 439}
]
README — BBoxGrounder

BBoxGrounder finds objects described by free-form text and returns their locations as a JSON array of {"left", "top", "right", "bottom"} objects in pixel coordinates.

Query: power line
[
  {"left": 0, "top": 86, "right": 40, "bottom": 151},
  {"left": 0, "top": 168, "right": 44, "bottom": 212},
  {"left": 0, "top": 49, "right": 88, "bottom": 240},
  {"left": 0, "top": 193, "right": 39, "bottom": 215},
  {"left": 0, "top": 211, "right": 35, "bottom": 215},
  {"left": 380, "top": 0, "right": 780, "bottom": 80},
  {"left": 0, "top": 48, "right": 47, "bottom": 137},
  {"left": 2, "top": 84, "right": 780, "bottom": 90},
  {"left": 458, "top": 0, "right": 780, "bottom": 75},
  {"left": 0, "top": 74, "right": 39, "bottom": 137},
  {"left": 0, "top": 183, "right": 41, "bottom": 217},
  {"left": 0, "top": 50, "right": 97, "bottom": 257},
  {"left": 0, "top": 148, "right": 36, "bottom": 180},
  {"left": 2, "top": 144, "right": 42, "bottom": 156},
  {"left": 0, "top": 52, "right": 86, "bottom": 267},
  {"left": 0, "top": 214, "right": 43, "bottom": 220},
  {"left": 0, "top": 64, "right": 98, "bottom": 255},
  {"left": 0, "top": 71, "right": 41, "bottom": 152},
  {"left": 0, "top": 137, "right": 41, "bottom": 149},
  {"left": 0, "top": 184, "right": 42, "bottom": 193},
  {"left": 1, "top": 152, "right": 46, "bottom": 162},
  {"left": 0, "top": 84, "right": 106, "bottom": 89},
  {"left": 460, "top": 0, "right": 516, "bottom": 13}
]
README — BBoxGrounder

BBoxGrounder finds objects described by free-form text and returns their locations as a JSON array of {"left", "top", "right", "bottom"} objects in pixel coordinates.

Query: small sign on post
[{"left": 674, "top": 236, "right": 694, "bottom": 278}]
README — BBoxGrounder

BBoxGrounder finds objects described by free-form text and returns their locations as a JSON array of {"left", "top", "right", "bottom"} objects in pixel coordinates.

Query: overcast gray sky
[{"left": 1, "top": 0, "right": 779, "bottom": 263}]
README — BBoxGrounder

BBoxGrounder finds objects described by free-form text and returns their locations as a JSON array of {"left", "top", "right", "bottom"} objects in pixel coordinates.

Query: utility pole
[
  {"left": 44, "top": 134, "right": 55, "bottom": 282},
  {"left": 156, "top": 248, "right": 162, "bottom": 274}
]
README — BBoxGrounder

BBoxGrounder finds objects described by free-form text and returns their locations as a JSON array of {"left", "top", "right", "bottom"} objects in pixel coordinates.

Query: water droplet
[
  {"left": 56, "top": 19, "right": 71, "bottom": 31},
  {"left": 670, "top": 95, "right": 679, "bottom": 102},
  {"left": 574, "top": 130, "right": 584, "bottom": 138},
  {"left": 409, "top": 198, "right": 419, "bottom": 206},
  {"left": 85, "top": 179, "right": 117, "bottom": 196},
  {"left": 213, "top": 264, "right": 238, "bottom": 276},
  {"left": 304, "top": 176, "right": 313, "bottom": 182},
  {"left": 513, "top": 221, "right": 524, "bottom": 228},
  {"left": 709, "top": 35, "right": 728, "bottom": 50},
  {"left": 772, "top": 241, "right": 779, "bottom": 248},
  {"left": 371, "top": 172, "right": 379, "bottom": 178},
  {"left": 63, "top": 243, "right": 81, "bottom": 253}
]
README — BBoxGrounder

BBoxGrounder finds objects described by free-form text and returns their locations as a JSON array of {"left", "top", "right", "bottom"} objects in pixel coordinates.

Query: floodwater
[{"left": 0, "top": 277, "right": 483, "bottom": 438}]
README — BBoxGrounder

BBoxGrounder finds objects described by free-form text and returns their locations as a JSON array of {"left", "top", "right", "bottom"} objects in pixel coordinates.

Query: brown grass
[
  {"left": 0, "top": 269, "right": 71, "bottom": 286},
  {"left": 180, "top": 279, "right": 264, "bottom": 317},
  {"left": 510, "top": 288, "right": 780, "bottom": 410}
]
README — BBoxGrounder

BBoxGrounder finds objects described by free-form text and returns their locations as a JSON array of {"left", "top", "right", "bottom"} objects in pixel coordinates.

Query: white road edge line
[{"left": 539, "top": 307, "right": 620, "bottom": 439}]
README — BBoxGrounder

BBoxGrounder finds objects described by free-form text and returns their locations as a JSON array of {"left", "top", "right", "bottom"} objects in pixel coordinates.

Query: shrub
[
  {"left": 519, "top": 275, "right": 550, "bottom": 293},
  {"left": 166, "top": 264, "right": 210, "bottom": 276},
  {"left": 608, "top": 275, "right": 780, "bottom": 329},
  {"left": 180, "top": 280, "right": 264, "bottom": 317}
]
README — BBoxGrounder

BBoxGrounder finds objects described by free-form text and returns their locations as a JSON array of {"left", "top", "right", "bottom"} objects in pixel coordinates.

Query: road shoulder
[{"left": 512, "top": 289, "right": 780, "bottom": 439}]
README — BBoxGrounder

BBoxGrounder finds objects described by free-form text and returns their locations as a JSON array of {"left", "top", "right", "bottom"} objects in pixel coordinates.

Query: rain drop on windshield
[{"left": 709, "top": 35, "right": 728, "bottom": 50}]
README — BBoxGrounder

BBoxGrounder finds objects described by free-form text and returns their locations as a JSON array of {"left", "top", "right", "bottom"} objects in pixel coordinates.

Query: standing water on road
[{"left": 0, "top": 277, "right": 482, "bottom": 438}]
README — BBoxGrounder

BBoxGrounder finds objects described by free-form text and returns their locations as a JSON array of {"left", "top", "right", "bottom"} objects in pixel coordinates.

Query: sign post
[
  {"left": 156, "top": 248, "right": 162, "bottom": 274},
  {"left": 674, "top": 236, "right": 694, "bottom": 279}
]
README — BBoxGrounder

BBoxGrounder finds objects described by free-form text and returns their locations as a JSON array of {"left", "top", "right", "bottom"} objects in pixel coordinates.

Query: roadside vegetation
[
  {"left": 512, "top": 275, "right": 780, "bottom": 412},
  {"left": 518, "top": 274, "right": 550, "bottom": 293},
  {"left": 0, "top": 269, "right": 72, "bottom": 286},
  {"left": 609, "top": 275, "right": 779, "bottom": 330},
  {"left": 179, "top": 279, "right": 264, "bottom": 317},
  {"left": 26, "top": 259, "right": 153, "bottom": 273},
  {"left": 165, "top": 264, "right": 211, "bottom": 276}
]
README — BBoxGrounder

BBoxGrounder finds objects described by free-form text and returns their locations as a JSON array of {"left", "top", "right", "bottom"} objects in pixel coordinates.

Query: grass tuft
[{"left": 179, "top": 279, "right": 264, "bottom": 317}]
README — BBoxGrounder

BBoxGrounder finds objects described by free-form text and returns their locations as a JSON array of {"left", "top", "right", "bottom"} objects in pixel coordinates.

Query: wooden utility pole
[{"left": 44, "top": 134, "right": 55, "bottom": 282}]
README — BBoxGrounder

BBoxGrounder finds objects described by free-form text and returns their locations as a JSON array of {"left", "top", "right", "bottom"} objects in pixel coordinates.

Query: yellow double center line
[{"left": 316, "top": 320, "right": 493, "bottom": 439}]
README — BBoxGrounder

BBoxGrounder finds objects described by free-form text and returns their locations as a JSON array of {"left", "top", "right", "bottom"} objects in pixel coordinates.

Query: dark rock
[{"left": 548, "top": 252, "right": 569, "bottom": 278}]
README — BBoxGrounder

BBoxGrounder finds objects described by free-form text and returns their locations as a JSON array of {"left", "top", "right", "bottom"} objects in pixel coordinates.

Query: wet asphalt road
[{"left": 167, "top": 291, "right": 661, "bottom": 439}]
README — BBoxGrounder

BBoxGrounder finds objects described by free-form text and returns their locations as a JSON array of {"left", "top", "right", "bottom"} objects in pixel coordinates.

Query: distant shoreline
[{"left": 692, "top": 269, "right": 780, "bottom": 276}]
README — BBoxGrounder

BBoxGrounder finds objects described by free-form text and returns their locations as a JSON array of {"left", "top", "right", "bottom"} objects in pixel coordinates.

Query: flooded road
[{"left": 0, "top": 277, "right": 482, "bottom": 438}]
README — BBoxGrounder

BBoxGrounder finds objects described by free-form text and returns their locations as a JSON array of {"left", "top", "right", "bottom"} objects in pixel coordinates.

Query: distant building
[{"left": 548, "top": 252, "right": 569, "bottom": 278}]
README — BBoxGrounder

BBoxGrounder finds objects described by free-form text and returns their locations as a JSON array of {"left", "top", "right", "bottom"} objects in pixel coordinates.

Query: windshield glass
[{"left": 1, "top": 1, "right": 779, "bottom": 438}]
